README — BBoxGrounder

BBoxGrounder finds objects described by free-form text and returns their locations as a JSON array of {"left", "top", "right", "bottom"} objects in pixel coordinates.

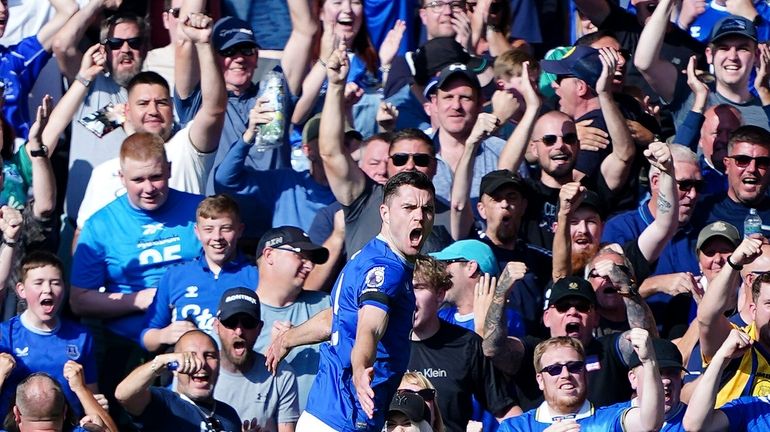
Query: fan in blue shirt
[{"left": 141, "top": 194, "right": 259, "bottom": 352}]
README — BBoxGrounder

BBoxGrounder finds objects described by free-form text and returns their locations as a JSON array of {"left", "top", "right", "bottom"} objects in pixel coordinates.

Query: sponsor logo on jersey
[
  {"left": 14, "top": 347, "right": 29, "bottom": 357},
  {"left": 365, "top": 267, "right": 385, "bottom": 288},
  {"left": 142, "top": 223, "right": 165, "bottom": 235},
  {"left": 185, "top": 286, "right": 199, "bottom": 298}
]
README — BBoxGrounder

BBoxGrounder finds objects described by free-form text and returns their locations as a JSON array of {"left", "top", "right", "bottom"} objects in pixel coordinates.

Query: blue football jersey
[
  {"left": 498, "top": 402, "right": 625, "bottom": 432},
  {"left": 305, "top": 236, "right": 416, "bottom": 431},
  {"left": 721, "top": 396, "right": 770, "bottom": 432}
]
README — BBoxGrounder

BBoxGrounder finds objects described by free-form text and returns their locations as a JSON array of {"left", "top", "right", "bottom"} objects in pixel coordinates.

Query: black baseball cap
[
  {"left": 479, "top": 169, "right": 527, "bottom": 197},
  {"left": 435, "top": 63, "right": 481, "bottom": 91},
  {"left": 412, "top": 37, "right": 488, "bottom": 86},
  {"left": 217, "top": 287, "right": 261, "bottom": 322},
  {"left": 543, "top": 276, "right": 597, "bottom": 310},
  {"left": 710, "top": 16, "right": 757, "bottom": 43},
  {"left": 540, "top": 45, "right": 603, "bottom": 89},
  {"left": 627, "top": 337, "right": 687, "bottom": 372},
  {"left": 388, "top": 392, "right": 431, "bottom": 425},
  {"left": 256, "top": 226, "right": 329, "bottom": 264}
]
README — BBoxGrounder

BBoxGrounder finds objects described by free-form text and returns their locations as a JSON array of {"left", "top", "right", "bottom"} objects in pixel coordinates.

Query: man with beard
[
  {"left": 698, "top": 125, "right": 770, "bottom": 232},
  {"left": 214, "top": 288, "right": 300, "bottom": 432},
  {"left": 252, "top": 226, "right": 330, "bottom": 412},
  {"left": 498, "top": 331, "right": 664, "bottom": 432},
  {"left": 115, "top": 330, "right": 243, "bottom": 431},
  {"left": 552, "top": 186, "right": 605, "bottom": 276},
  {"left": 52, "top": 10, "right": 151, "bottom": 220}
]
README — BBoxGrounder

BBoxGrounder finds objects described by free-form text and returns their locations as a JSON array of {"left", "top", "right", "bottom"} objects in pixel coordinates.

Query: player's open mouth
[{"left": 409, "top": 228, "right": 423, "bottom": 246}]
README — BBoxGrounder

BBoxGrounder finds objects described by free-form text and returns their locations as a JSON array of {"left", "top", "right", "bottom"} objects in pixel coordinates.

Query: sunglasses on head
[
  {"left": 534, "top": 133, "right": 578, "bottom": 146},
  {"left": 167, "top": 7, "right": 180, "bottom": 18},
  {"left": 220, "top": 45, "right": 257, "bottom": 58},
  {"left": 398, "top": 388, "right": 436, "bottom": 402},
  {"left": 539, "top": 360, "right": 585, "bottom": 376},
  {"left": 390, "top": 153, "right": 433, "bottom": 167},
  {"left": 727, "top": 154, "right": 770, "bottom": 169},
  {"left": 221, "top": 315, "right": 260, "bottom": 330},
  {"left": 104, "top": 37, "right": 143, "bottom": 50},
  {"left": 553, "top": 299, "right": 592, "bottom": 313},
  {"left": 676, "top": 179, "right": 705, "bottom": 193}
]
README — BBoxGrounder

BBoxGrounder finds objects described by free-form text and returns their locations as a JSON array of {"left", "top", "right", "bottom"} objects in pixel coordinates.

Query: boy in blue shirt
[{"left": 0, "top": 251, "right": 97, "bottom": 419}]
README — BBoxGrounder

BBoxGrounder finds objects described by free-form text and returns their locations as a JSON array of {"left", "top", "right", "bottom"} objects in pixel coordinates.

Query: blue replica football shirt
[
  {"left": 0, "top": 36, "right": 52, "bottom": 139},
  {"left": 71, "top": 190, "right": 203, "bottom": 340},
  {"left": 498, "top": 401, "right": 625, "bottom": 432},
  {"left": 305, "top": 236, "right": 416, "bottom": 431},
  {"left": 0, "top": 315, "right": 97, "bottom": 418},
  {"left": 721, "top": 396, "right": 770, "bottom": 432}
]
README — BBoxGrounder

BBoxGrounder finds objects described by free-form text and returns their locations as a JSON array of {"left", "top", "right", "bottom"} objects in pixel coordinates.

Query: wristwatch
[
  {"left": 29, "top": 145, "right": 47, "bottom": 158},
  {"left": 75, "top": 73, "right": 92, "bottom": 88}
]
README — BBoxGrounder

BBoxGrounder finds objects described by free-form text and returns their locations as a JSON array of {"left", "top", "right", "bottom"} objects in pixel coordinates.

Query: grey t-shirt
[
  {"left": 66, "top": 74, "right": 128, "bottom": 220},
  {"left": 668, "top": 74, "right": 769, "bottom": 130},
  {"left": 254, "top": 290, "right": 330, "bottom": 411},
  {"left": 342, "top": 178, "right": 453, "bottom": 257},
  {"left": 214, "top": 353, "right": 300, "bottom": 432}
]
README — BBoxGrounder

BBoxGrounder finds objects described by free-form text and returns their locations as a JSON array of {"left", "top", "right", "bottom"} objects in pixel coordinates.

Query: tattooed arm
[
  {"left": 637, "top": 141, "right": 679, "bottom": 263},
  {"left": 480, "top": 262, "right": 527, "bottom": 375}
]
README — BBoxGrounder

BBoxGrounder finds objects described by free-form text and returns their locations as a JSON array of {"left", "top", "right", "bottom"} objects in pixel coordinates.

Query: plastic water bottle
[
  {"left": 745, "top": 208, "right": 763, "bottom": 238},
  {"left": 255, "top": 71, "right": 285, "bottom": 151}
]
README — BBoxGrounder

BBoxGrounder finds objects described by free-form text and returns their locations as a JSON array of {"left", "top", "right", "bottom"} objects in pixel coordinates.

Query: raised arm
[
  {"left": 0, "top": 207, "right": 22, "bottom": 292},
  {"left": 633, "top": 0, "right": 679, "bottom": 102},
  {"left": 64, "top": 361, "right": 118, "bottom": 432},
  {"left": 173, "top": 0, "right": 206, "bottom": 100},
  {"left": 596, "top": 47, "right": 635, "bottom": 190},
  {"left": 37, "top": 0, "right": 79, "bottom": 51},
  {"left": 351, "top": 305, "right": 388, "bottom": 419},
  {"left": 265, "top": 307, "right": 333, "bottom": 374},
  {"left": 281, "top": 0, "right": 318, "bottom": 96},
  {"left": 318, "top": 43, "right": 367, "bottom": 206},
  {"left": 622, "top": 329, "right": 664, "bottom": 432},
  {"left": 115, "top": 351, "right": 203, "bottom": 416},
  {"left": 682, "top": 329, "right": 751, "bottom": 432},
  {"left": 497, "top": 63, "right": 541, "bottom": 172},
  {"left": 479, "top": 263, "right": 527, "bottom": 375},
  {"left": 180, "top": 14, "right": 226, "bottom": 153},
  {"left": 698, "top": 236, "right": 763, "bottom": 359},
  {"left": 52, "top": 0, "right": 114, "bottom": 81},
  {"left": 27, "top": 96, "right": 56, "bottom": 220},
  {"left": 552, "top": 182, "right": 585, "bottom": 280},
  {"left": 42, "top": 43, "right": 107, "bottom": 155},
  {"left": 450, "top": 111, "right": 501, "bottom": 239},
  {"left": 291, "top": 21, "right": 336, "bottom": 124},
  {"left": 636, "top": 141, "right": 679, "bottom": 262}
]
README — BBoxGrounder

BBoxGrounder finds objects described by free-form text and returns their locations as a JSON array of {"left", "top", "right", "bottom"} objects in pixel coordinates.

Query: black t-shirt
[
  {"left": 515, "top": 333, "right": 633, "bottom": 411},
  {"left": 343, "top": 177, "right": 454, "bottom": 256},
  {"left": 408, "top": 321, "right": 516, "bottom": 432}
]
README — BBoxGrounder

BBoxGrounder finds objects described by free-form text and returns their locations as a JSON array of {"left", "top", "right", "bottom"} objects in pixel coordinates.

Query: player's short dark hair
[
  {"left": 382, "top": 171, "right": 435, "bottom": 206},
  {"left": 728, "top": 125, "right": 770, "bottom": 153}
]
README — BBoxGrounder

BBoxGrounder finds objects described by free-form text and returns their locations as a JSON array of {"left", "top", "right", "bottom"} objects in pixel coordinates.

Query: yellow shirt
[{"left": 715, "top": 322, "right": 770, "bottom": 407}]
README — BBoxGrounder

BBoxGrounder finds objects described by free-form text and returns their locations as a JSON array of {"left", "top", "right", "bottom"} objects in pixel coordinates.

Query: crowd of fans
[{"left": 5, "top": 0, "right": 770, "bottom": 430}]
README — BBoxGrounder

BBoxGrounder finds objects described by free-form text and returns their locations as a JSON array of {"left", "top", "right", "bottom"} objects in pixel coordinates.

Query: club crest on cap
[
  {"left": 712, "top": 221, "right": 727, "bottom": 232},
  {"left": 569, "top": 282, "right": 578, "bottom": 290}
]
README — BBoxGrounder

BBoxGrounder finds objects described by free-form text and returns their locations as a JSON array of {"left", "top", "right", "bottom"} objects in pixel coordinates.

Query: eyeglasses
[
  {"left": 539, "top": 360, "right": 585, "bottom": 376},
  {"left": 398, "top": 388, "right": 436, "bottom": 401},
  {"left": 220, "top": 45, "right": 257, "bottom": 58},
  {"left": 423, "top": 0, "right": 466, "bottom": 12},
  {"left": 104, "top": 37, "right": 143, "bottom": 50},
  {"left": 167, "top": 7, "right": 180, "bottom": 18},
  {"left": 552, "top": 299, "right": 592, "bottom": 313},
  {"left": 204, "top": 416, "right": 223, "bottom": 432},
  {"left": 221, "top": 315, "right": 260, "bottom": 330},
  {"left": 441, "top": 258, "right": 469, "bottom": 265},
  {"left": 727, "top": 154, "right": 770, "bottom": 169},
  {"left": 390, "top": 153, "right": 434, "bottom": 167},
  {"left": 676, "top": 179, "right": 705, "bottom": 193},
  {"left": 533, "top": 133, "right": 578, "bottom": 146}
]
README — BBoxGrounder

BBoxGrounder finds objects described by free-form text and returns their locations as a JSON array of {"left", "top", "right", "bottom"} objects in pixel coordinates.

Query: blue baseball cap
[
  {"left": 212, "top": 16, "right": 259, "bottom": 52},
  {"left": 710, "top": 16, "right": 757, "bottom": 43},
  {"left": 429, "top": 240, "right": 498, "bottom": 276},
  {"left": 540, "top": 45, "right": 602, "bottom": 89}
]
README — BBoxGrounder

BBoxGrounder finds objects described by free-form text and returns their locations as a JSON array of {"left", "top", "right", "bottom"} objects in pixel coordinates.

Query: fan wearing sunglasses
[
  {"left": 115, "top": 330, "right": 243, "bottom": 432},
  {"left": 500, "top": 330, "right": 663, "bottom": 432},
  {"left": 213, "top": 288, "right": 299, "bottom": 432},
  {"left": 699, "top": 125, "right": 770, "bottom": 234}
]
